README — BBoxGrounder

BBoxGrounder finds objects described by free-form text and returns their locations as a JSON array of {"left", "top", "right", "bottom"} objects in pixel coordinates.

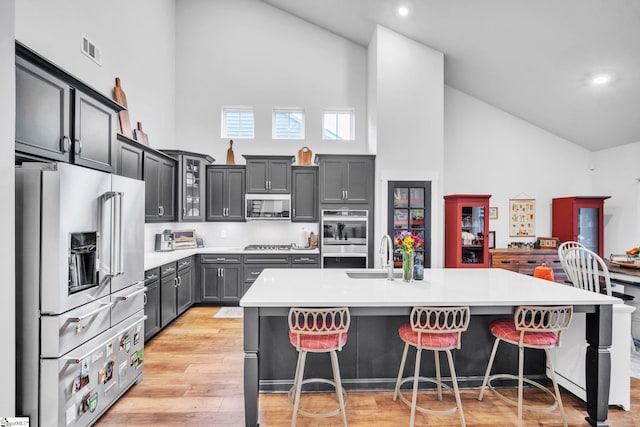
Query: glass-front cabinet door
[
  {"left": 578, "top": 206, "right": 599, "bottom": 253},
  {"left": 388, "top": 181, "right": 431, "bottom": 268},
  {"left": 460, "top": 205, "right": 486, "bottom": 265},
  {"left": 183, "top": 156, "right": 203, "bottom": 221}
]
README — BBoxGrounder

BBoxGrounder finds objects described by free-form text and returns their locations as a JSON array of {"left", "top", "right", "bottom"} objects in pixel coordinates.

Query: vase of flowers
[{"left": 395, "top": 231, "right": 424, "bottom": 282}]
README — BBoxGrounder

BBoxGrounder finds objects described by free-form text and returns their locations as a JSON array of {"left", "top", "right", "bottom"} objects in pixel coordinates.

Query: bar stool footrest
[
  {"left": 287, "top": 377, "right": 347, "bottom": 418},
  {"left": 486, "top": 374, "right": 559, "bottom": 412},
  {"left": 396, "top": 376, "right": 459, "bottom": 416}
]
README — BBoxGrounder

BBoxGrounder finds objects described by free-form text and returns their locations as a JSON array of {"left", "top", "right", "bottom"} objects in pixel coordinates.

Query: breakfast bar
[{"left": 240, "top": 267, "right": 621, "bottom": 427}]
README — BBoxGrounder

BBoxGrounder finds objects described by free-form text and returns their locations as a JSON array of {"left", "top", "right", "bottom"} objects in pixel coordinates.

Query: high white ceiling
[{"left": 263, "top": 0, "right": 640, "bottom": 151}]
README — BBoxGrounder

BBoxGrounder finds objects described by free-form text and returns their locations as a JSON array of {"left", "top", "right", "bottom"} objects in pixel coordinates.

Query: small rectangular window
[
  {"left": 222, "top": 107, "right": 254, "bottom": 139},
  {"left": 323, "top": 109, "right": 354, "bottom": 141},
  {"left": 272, "top": 108, "right": 305, "bottom": 140}
]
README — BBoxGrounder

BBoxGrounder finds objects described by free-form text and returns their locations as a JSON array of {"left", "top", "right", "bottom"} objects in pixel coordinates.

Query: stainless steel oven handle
[
  {"left": 63, "top": 301, "right": 114, "bottom": 324},
  {"left": 64, "top": 314, "right": 148, "bottom": 364}
]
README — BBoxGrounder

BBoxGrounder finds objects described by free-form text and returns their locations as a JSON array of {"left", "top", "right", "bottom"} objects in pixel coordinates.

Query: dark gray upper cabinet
[
  {"left": 115, "top": 134, "right": 144, "bottom": 180},
  {"left": 243, "top": 155, "right": 294, "bottom": 193},
  {"left": 144, "top": 150, "right": 177, "bottom": 222},
  {"left": 160, "top": 150, "right": 214, "bottom": 222},
  {"left": 72, "top": 89, "right": 116, "bottom": 173},
  {"left": 317, "top": 155, "right": 375, "bottom": 204},
  {"left": 206, "top": 165, "right": 246, "bottom": 221},
  {"left": 15, "top": 42, "right": 122, "bottom": 173},
  {"left": 15, "top": 56, "right": 71, "bottom": 163},
  {"left": 291, "top": 166, "right": 318, "bottom": 222}
]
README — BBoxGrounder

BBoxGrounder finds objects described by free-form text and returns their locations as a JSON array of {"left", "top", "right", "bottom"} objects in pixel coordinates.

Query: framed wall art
[
  {"left": 489, "top": 206, "right": 498, "bottom": 220},
  {"left": 509, "top": 199, "right": 536, "bottom": 237}
]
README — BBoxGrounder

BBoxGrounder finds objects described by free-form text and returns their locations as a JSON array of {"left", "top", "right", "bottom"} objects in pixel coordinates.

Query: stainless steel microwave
[{"left": 245, "top": 194, "right": 291, "bottom": 220}]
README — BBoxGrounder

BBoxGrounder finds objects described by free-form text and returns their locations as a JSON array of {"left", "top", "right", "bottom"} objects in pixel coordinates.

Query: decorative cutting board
[{"left": 113, "top": 77, "right": 133, "bottom": 138}]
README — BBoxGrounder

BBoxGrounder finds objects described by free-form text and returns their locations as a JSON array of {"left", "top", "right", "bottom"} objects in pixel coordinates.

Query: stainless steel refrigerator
[{"left": 15, "top": 162, "right": 145, "bottom": 427}]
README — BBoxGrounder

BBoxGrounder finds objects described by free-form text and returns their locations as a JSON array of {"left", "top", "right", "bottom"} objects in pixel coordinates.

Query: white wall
[
  {"left": 15, "top": 0, "right": 176, "bottom": 149},
  {"left": 369, "top": 25, "right": 444, "bottom": 267},
  {"left": 444, "top": 86, "right": 593, "bottom": 248},
  {"left": 1, "top": 0, "right": 15, "bottom": 415},
  {"left": 592, "top": 141, "right": 640, "bottom": 255},
  {"left": 174, "top": 0, "right": 368, "bottom": 162}
]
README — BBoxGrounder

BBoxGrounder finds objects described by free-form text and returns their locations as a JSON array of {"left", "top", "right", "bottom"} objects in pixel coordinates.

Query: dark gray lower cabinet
[
  {"left": 243, "top": 254, "right": 290, "bottom": 295},
  {"left": 160, "top": 262, "right": 178, "bottom": 328},
  {"left": 144, "top": 268, "right": 161, "bottom": 341},
  {"left": 290, "top": 254, "right": 320, "bottom": 268},
  {"left": 145, "top": 257, "right": 194, "bottom": 341},
  {"left": 200, "top": 254, "right": 242, "bottom": 303},
  {"left": 177, "top": 258, "right": 193, "bottom": 315}
]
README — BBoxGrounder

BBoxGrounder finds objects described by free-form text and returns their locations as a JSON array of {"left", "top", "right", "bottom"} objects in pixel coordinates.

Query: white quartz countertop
[
  {"left": 144, "top": 247, "right": 319, "bottom": 271},
  {"left": 240, "top": 268, "right": 622, "bottom": 308}
]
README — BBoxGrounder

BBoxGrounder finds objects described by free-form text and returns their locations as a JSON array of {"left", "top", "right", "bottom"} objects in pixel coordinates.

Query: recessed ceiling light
[
  {"left": 397, "top": 5, "right": 410, "bottom": 17},
  {"left": 589, "top": 72, "right": 616, "bottom": 87}
]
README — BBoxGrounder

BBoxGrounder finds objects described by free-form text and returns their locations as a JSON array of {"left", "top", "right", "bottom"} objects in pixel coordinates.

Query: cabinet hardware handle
[
  {"left": 74, "top": 139, "right": 83, "bottom": 155},
  {"left": 526, "top": 260, "right": 537, "bottom": 264},
  {"left": 177, "top": 276, "right": 182, "bottom": 286},
  {"left": 61, "top": 136, "right": 71, "bottom": 153},
  {"left": 173, "top": 277, "right": 178, "bottom": 288},
  {"left": 345, "top": 190, "right": 348, "bottom": 199},
  {"left": 500, "top": 260, "right": 511, "bottom": 264},
  {"left": 146, "top": 274, "right": 158, "bottom": 280},
  {"left": 250, "top": 272, "right": 260, "bottom": 275},
  {"left": 221, "top": 268, "right": 224, "bottom": 277},
  {"left": 143, "top": 294, "right": 147, "bottom": 306}
]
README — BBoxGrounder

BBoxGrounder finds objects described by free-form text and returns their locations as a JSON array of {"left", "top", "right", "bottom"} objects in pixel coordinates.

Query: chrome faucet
[{"left": 380, "top": 234, "right": 394, "bottom": 280}]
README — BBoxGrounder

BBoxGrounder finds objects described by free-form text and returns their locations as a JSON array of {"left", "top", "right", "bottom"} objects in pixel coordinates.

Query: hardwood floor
[{"left": 96, "top": 306, "right": 640, "bottom": 426}]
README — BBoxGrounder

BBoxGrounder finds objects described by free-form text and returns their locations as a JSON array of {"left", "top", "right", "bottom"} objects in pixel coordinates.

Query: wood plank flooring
[{"left": 95, "top": 306, "right": 640, "bottom": 426}]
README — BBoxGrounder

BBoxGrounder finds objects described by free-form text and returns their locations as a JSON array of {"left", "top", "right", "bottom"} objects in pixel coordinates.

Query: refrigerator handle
[
  {"left": 99, "top": 191, "right": 116, "bottom": 278},
  {"left": 116, "top": 191, "right": 125, "bottom": 276},
  {"left": 62, "top": 301, "right": 114, "bottom": 324},
  {"left": 64, "top": 314, "right": 148, "bottom": 364}
]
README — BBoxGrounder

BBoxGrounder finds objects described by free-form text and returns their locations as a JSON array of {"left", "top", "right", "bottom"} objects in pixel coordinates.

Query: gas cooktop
[{"left": 243, "top": 244, "right": 292, "bottom": 251}]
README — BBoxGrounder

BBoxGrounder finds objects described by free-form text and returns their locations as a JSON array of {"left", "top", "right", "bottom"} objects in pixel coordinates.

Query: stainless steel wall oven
[{"left": 321, "top": 209, "right": 368, "bottom": 268}]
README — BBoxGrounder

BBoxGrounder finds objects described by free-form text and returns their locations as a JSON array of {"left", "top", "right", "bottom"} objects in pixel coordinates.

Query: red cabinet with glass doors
[
  {"left": 552, "top": 196, "right": 610, "bottom": 258},
  {"left": 444, "top": 194, "right": 491, "bottom": 268}
]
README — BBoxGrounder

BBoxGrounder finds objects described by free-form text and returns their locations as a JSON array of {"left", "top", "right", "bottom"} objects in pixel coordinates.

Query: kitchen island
[{"left": 240, "top": 268, "right": 621, "bottom": 427}]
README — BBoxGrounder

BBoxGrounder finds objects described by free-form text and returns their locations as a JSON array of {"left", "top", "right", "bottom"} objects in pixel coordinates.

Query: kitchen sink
[{"left": 345, "top": 270, "right": 403, "bottom": 279}]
